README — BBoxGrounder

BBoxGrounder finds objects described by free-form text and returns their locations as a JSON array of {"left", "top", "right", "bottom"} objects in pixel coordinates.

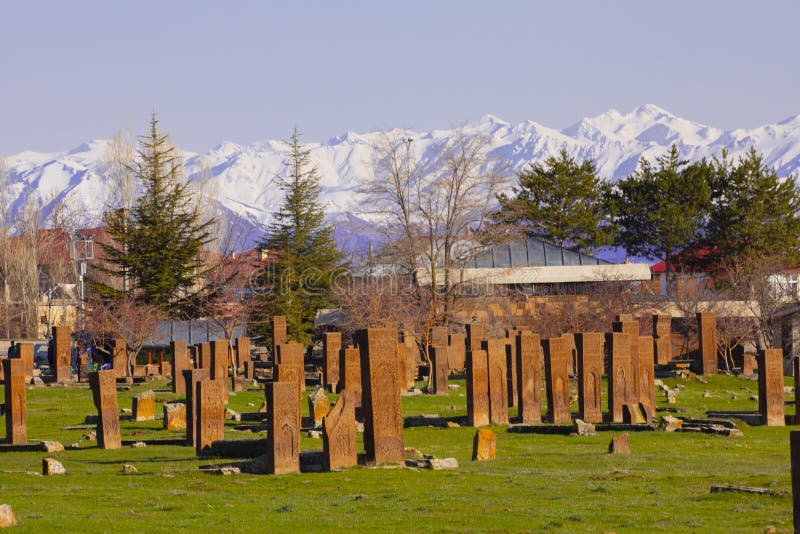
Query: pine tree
[
  {"left": 494, "top": 149, "right": 612, "bottom": 252},
  {"left": 93, "top": 115, "right": 214, "bottom": 312},
  {"left": 256, "top": 128, "right": 345, "bottom": 347}
]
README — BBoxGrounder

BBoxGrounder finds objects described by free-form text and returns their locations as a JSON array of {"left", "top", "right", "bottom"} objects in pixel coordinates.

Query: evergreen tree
[
  {"left": 611, "top": 144, "right": 711, "bottom": 282},
  {"left": 494, "top": 149, "right": 612, "bottom": 252},
  {"left": 705, "top": 147, "right": 800, "bottom": 266},
  {"left": 93, "top": 115, "right": 214, "bottom": 312},
  {"left": 256, "top": 128, "right": 345, "bottom": 347}
]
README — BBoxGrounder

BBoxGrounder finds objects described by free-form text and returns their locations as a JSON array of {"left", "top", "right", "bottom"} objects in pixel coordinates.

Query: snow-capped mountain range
[{"left": 4, "top": 104, "right": 800, "bottom": 252}]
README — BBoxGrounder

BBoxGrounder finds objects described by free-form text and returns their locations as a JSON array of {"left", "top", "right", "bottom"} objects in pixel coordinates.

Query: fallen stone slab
[
  {"left": 120, "top": 439, "right": 185, "bottom": 447},
  {"left": 404, "top": 414, "right": 449, "bottom": 428},
  {"left": 710, "top": 484, "right": 787, "bottom": 497},
  {"left": 198, "top": 439, "right": 268, "bottom": 458},
  {"left": 42, "top": 458, "right": 65, "bottom": 475}
]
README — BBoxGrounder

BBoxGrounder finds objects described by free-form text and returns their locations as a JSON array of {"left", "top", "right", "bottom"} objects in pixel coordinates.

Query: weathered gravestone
[
  {"left": 183, "top": 368, "right": 209, "bottom": 447},
  {"left": 430, "top": 326, "right": 448, "bottom": 348},
  {"left": 609, "top": 432, "right": 631, "bottom": 454},
  {"left": 653, "top": 314, "right": 672, "bottom": 365},
  {"left": 575, "top": 332, "right": 604, "bottom": 423},
  {"left": 323, "top": 332, "right": 341, "bottom": 389},
  {"left": 758, "top": 348, "right": 785, "bottom": 426},
  {"left": 132, "top": 390, "right": 156, "bottom": 421},
  {"left": 163, "top": 403, "right": 186, "bottom": 430},
  {"left": 53, "top": 325, "right": 72, "bottom": 383},
  {"left": 338, "top": 345, "right": 362, "bottom": 406},
  {"left": 271, "top": 315, "right": 287, "bottom": 357},
  {"left": 562, "top": 332, "right": 577, "bottom": 377},
  {"left": 465, "top": 322, "right": 485, "bottom": 354},
  {"left": 308, "top": 386, "right": 330, "bottom": 428},
  {"left": 78, "top": 354, "right": 90, "bottom": 382},
  {"left": 89, "top": 370, "right": 121, "bottom": 449},
  {"left": 404, "top": 338, "right": 417, "bottom": 389},
  {"left": 197, "top": 342, "right": 211, "bottom": 373},
  {"left": 171, "top": 340, "right": 189, "bottom": 394},
  {"left": 448, "top": 333, "right": 466, "bottom": 371},
  {"left": 15, "top": 343, "right": 34, "bottom": 383},
  {"left": 472, "top": 427, "right": 496, "bottom": 461},
  {"left": 210, "top": 339, "right": 229, "bottom": 382},
  {"left": 637, "top": 336, "right": 656, "bottom": 413},
  {"left": 276, "top": 342, "right": 305, "bottom": 427},
  {"left": 607, "top": 332, "right": 633, "bottom": 423},
  {"left": 3, "top": 358, "right": 26, "bottom": 444},
  {"left": 196, "top": 378, "right": 226, "bottom": 455},
  {"left": 356, "top": 328, "right": 405, "bottom": 465},
  {"left": 235, "top": 337, "right": 251, "bottom": 374},
  {"left": 612, "top": 318, "right": 640, "bottom": 400},
  {"left": 743, "top": 353, "right": 757, "bottom": 376},
  {"left": 111, "top": 338, "right": 127, "bottom": 378},
  {"left": 516, "top": 331, "right": 541, "bottom": 424},
  {"left": 396, "top": 341, "right": 409, "bottom": 395},
  {"left": 322, "top": 389, "right": 357, "bottom": 471},
  {"left": 266, "top": 381, "right": 300, "bottom": 474},
  {"left": 430, "top": 345, "right": 449, "bottom": 396},
  {"left": 542, "top": 337, "right": 571, "bottom": 424},
  {"left": 483, "top": 339, "right": 509, "bottom": 425},
  {"left": 467, "top": 349, "right": 490, "bottom": 427},
  {"left": 505, "top": 330, "right": 518, "bottom": 408},
  {"left": 697, "top": 312, "right": 718, "bottom": 375}
]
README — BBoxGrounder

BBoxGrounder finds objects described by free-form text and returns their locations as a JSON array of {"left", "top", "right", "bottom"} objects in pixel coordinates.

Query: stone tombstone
[
  {"left": 183, "top": 368, "right": 209, "bottom": 447},
  {"left": 516, "top": 331, "right": 542, "bottom": 424},
  {"left": 271, "top": 315, "right": 287, "bottom": 356},
  {"left": 198, "top": 342, "right": 211, "bottom": 373},
  {"left": 448, "top": 333, "right": 466, "bottom": 370},
  {"left": 430, "top": 345, "right": 449, "bottom": 396},
  {"left": 504, "top": 331, "right": 518, "bottom": 408},
  {"left": 743, "top": 353, "right": 757, "bottom": 376},
  {"left": 795, "top": 358, "right": 800, "bottom": 425},
  {"left": 609, "top": 433, "right": 631, "bottom": 454},
  {"left": 637, "top": 336, "right": 656, "bottom": 412},
  {"left": 171, "top": 340, "right": 189, "bottom": 394},
  {"left": 613, "top": 319, "right": 639, "bottom": 396},
  {"left": 88, "top": 370, "right": 121, "bottom": 449},
  {"left": 467, "top": 349, "right": 490, "bottom": 427},
  {"left": 308, "top": 386, "right": 330, "bottom": 428},
  {"left": 78, "top": 354, "right": 90, "bottom": 382},
  {"left": 483, "top": 339, "right": 509, "bottom": 426},
  {"left": 196, "top": 378, "right": 226, "bottom": 455},
  {"left": 132, "top": 390, "right": 156, "bottom": 421},
  {"left": 163, "top": 402, "right": 186, "bottom": 430},
  {"left": 15, "top": 343, "right": 34, "bottom": 382},
  {"left": 791, "top": 430, "right": 800, "bottom": 532},
  {"left": 210, "top": 339, "right": 229, "bottom": 382},
  {"left": 53, "top": 325, "right": 72, "bottom": 383},
  {"left": 575, "top": 332, "right": 604, "bottom": 423},
  {"left": 322, "top": 389, "right": 357, "bottom": 471},
  {"left": 697, "top": 312, "right": 718, "bottom": 375},
  {"left": 542, "top": 337, "right": 571, "bottom": 424},
  {"left": 430, "top": 326, "right": 448, "bottom": 348},
  {"left": 396, "top": 342, "right": 409, "bottom": 395},
  {"left": 276, "top": 342, "right": 305, "bottom": 422},
  {"left": 465, "top": 322, "right": 485, "bottom": 353},
  {"left": 405, "top": 339, "right": 418, "bottom": 389},
  {"left": 652, "top": 314, "right": 672, "bottom": 365},
  {"left": 235, "top": 336, "right": 251, "bottom": 372},
  {"left": 323, "top": 332, "right": 342, "bottom": 389},
  {"left": 758, "top": 348, "right": 785, "bottom": 426},
  {"left": 472, "top": 427, "right": 497, "bottom": 461},
  {"left": 607, "top": 332, "right": 633, "bottom": 423},
  {"left": 3, "top": 358, "right": 26, "bottom": 444},
  {"left": 160, "top": 360, "right": 172, "bottom": 378},
  {"left": 266, "top": 381, "right": 300, "bottom": 474},
  {"left": 562, "top": 332, "right": 577, "bottom": 376},
  {"left": 355, "top": 328, "right": 405, "bottom": 465},
  {"left": 338, "top": 345, "right": 362, "bottom": 406},
  {"left": 111, "top": 338, "right": 127, "bottom": 378}
]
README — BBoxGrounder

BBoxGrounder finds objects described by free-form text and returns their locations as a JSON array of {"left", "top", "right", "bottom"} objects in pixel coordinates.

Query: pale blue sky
[{"left": 1, "top": 1, "right": 798, "bottom": 154}]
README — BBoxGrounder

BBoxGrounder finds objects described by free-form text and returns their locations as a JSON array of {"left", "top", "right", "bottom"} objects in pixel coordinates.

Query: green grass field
[{"left": 0, "top": 372, "right": 796, "bottom": 533}]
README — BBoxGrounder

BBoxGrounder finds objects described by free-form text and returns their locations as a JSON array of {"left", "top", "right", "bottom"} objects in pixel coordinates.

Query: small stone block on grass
[
  {"left": 132, "top": 390, "right": 156, "bottom": 421},
  {"left": 472, "top": 428, "right": 496, "bottom": 461},
  {"left": 609, "top": 433, "right": 631, "bottom": 454}
]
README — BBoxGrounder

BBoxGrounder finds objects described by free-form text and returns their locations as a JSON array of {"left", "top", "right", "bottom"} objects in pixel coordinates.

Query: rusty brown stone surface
[
  {"left": 516, "top": 331, "right": 541, "bottom": 424},
  {"left": 276, "top": 342, "right": 305, "bottom": 426},
  {"left": 575, "top": 332, "right": 604, "bottom": 423},
  {"left": 53, "top": 325, "right": 72, "bottom": 383},
  {"left": 267, "top": 381, "right": 300, "bottom": 474},
  {"left": 542, "top": 337, "right": 571, "bottom": 424},
  {"left": 698, "top": 312, "right": 718, "bottom": 375},
  {"left": 467, "top": 349, "right": 490, "bottom": 427},
  {"left": 235, "top": 337, "right": 251, "bottom": 372},
  {"left": 405, "top": 339, "right": 417, "bottom": 389},
  {"left": 171, "top": 340, "right": 189, "bottom": 394},
  {"left": 472, "top": 427, "right": 496, "bottom": 461},
  {"left": 396, "top": 342, "right": 409, "bottom": 395},
  {"left": 430, "top": 326, "right": 448, "bottom": 348},
  {"left": 505, "top": 331, "right": 518, "bottom": 408},
  {"left": 183, "top": 368, "right": 209, "bottom": 447},
  {"left": 197, "top": 342, "right": 211, "bottom": 373},
  {"left": 465, "top": 323, "right": 485, "bottom": 353},
  {"left": 338, "top": 345, "right": 362, "bottom": 406},
  {"left": 483, "top": 339, "right": 509, "bottom": 425},
  {"left": 272, "top": 315, "right": 287, "bottom": 356},
  {"left": 448, "top": 333, "right": 466, "bottom": 371},
  {"left": 758, "top": 348, "right": 785, "bottom": 426},
  {"left": 637, "top": 336, "right": 656, "bottom": 413},
  {"left": 322, "top": 389, "right": 357, "bottom": 471},
  {"left": 15, "top": 343, "right": 34, "bottom": 383},
  {"left": 562, "top": 332, "right": 577, "bottom": 377},
  {"left": 653, "top": 314, "right": 672, "bottom": 365},
  {"left": 430, "top": 345, "right": 449, "bottom": 396},
  {"left": 323, "top": 332, "right": 342, "bottom": 388},
  {"left": 163, "top": 403, "right": 186, "bottom": 430},
  {"left": 210, "top": 339, "right": 229, "bottom": 382},
  {"left": 196, "top": 378, "right": 226, "bottom": 455},
  {"left": 607, "top": 332, "right": 633, "bottom": 423},
  {"left": 356, "top": 328, "right": 405, "bottom": 465},
  {"left": 132, "top": 390, "right": 155, "bottom": 421},
  {"left": 89, "top": 370, "right": 120, "bottom": 449},
  {"left": 3, "top": 358, "right": 26, "bottom": 444},
  {"left": 112, "top": 338, "right": 127, "bottom": 378},
  {"left": 308, "top": 386, "right": 330, "bottom": 428}
]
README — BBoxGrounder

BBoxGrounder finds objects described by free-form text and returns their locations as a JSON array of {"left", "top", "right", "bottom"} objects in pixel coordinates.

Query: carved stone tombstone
[
  {"left": 132, "top": 390, "right": 156, "bottom": 421},
  {"left": 561, "top": 332, "right": 577, "bottom": 376},
  {"left": 53, "top": 325, "right": 72, "bottom": 383},
  {"left": 467, "top": 349, "right": 490, "bottom": 427},
  {"left": 542, "top": 337, "right": 571, "bottom": 424},
  {"left": 697, "top": 312, "right": 718, "bottom": 375},
  {"left": 89, "top": 370, "right": 121, "bottom": 449},
  {"left": 430, "top": 326, "right": 448, "bottom": 348},
  {"left": 607, "top": 332, "right": 632, "bottom": 423},
  {"left": 307, "top": 386, "right": 330, "bottom": 428},
  {"left": 465, "top": 323, "right": 485, "bottom": 353},
  {"left": 196, "top": 378, "right": 226, "bottom": 455},
  {"left": 210, "top": 339, "right": 229, "bottom": 382},
  {"left": 396, "top": 342, "right": 409, "bottom": 395},
  {"left": 653, "top": 314, "right": 672, "bottom": 365},
  {"left": 323, "top": 332, "right": 342, "bottom": 389},
  {"left": 272, "top": 315, "right": 287, "bottom": 356},
  {"left": 448, "top": 333, "right": 466, "bottom": 371},
  {"left": 16, "top": 343, "right": 34, "bottom": 383},
  {"left": 266, "top": 381, "right": 300, "bottom": 474},
  {"left": 637, "top": 336, "right": 656, "bottom": 412},
  {"left": 758, "top": 348, "right": 785, "bottom": 426},
  {"left": 613, "top": 318, "right": 639, "bottom": 399},
  {"left": 235, "top": 337, "right": 251, "bottom": 373},
  {"left": 338, "top": 345, "right": 362, "bottom": 406},
  {"left": 322, "top": 389, "right": 357, "bottom": 471},
  {"left": 3, "top": 358, "right": 26, "bottom": 444},
  {"left": 276, "top": 342, "right": 305, "bottom": 426},
  {"left": 197, "top": 342, "right": 211, "bottom": 373},
  {"left": 483, "top": 339, "right": 509, "bottom": 425},
  {"left": 356, "top": 328, "right": 405, "bottom": 465},
  {"left": 183, "top": 368, "right": 209, "bottom": 447},
  {"left": 516, "top": 331, "right": 541, "bottom": 424},
  {"left": 405, "top": 338, "right": 418, "bottom": 389},
  {"left": 112, "top": 338, "right": 127, "bottom": 378},
  {"left": 575, "top": 332, "right": 604, "bottom": 423},
  {"left": 430, "top": 345, "right": 449, "bottom": 396},
  {"left": 171, "top": 340, "right": 189, "bottom": 394},
  {"left": 505, "top": 330, "right": 518, "bottom": 408}
]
